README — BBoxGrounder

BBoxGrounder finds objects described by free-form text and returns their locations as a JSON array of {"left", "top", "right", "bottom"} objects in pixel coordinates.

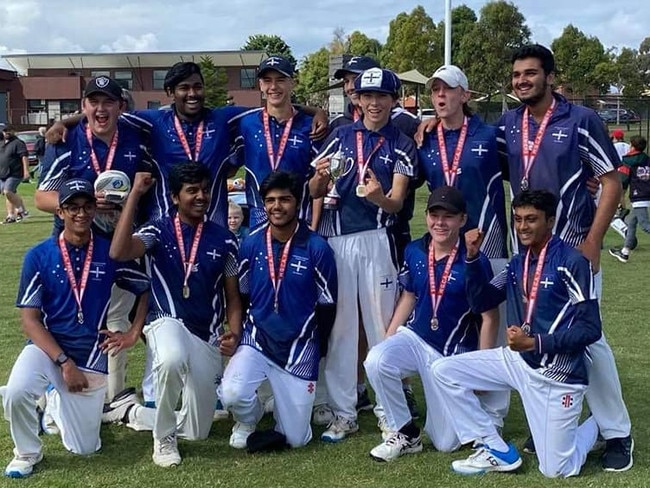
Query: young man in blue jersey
[
  {"left": 220, "top": 171, "right": 337, "bottom": 450},
  {"left": 108, "top": 161, "right": 242, "bottom": 467},
  {"left": 35, "top": 76, "right": 152, "bottom": 404},
  {"left": 1, "top": 179, "right": 149, "bottom": 478},
  {"left": 230, "top": 56, "right": 322, "bottom": 229},
  {"left": 310, "top": 68, "right": 417, "bottom": 442},
  {"left": 432, "top": 190, "right": 602, "bottom": 478},
  {"left": 364, "top": 186, "right": 500, "bottom": 461},
  {"left": 497, "top": 44, "right": 632, "bottom": 472}
]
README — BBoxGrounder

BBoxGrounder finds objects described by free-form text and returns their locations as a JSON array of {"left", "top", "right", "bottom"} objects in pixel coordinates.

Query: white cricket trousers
[
  {"left": 586, "top": 271, "right": 631, "bottom": 439},
  {"left": 488, "top": 257, "right": 511, "bottom": 424},
  {"left": 220, "top": 346, "right": 315, "bottom": 447},
  {"left": 365, "top": 327, "right": 505, "bottom": 451},
  {"left": 106, "top": 284, "right": 136, "bottom": 401},
  {"left": 2, "top": 345, "right": 106, "bottom": 456},
  {"left": 431, "top": 347, "right": 598, "bottom": 478},
  {"left": 144, "top": 317, "right": 221, "bottom": 441},
  {"left": 322, "top": 228, "right": 398, "bottom": 421}
]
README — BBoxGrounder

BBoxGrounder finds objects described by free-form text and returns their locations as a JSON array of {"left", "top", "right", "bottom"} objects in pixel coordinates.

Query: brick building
[{"left": 0, "top": 50, "right": 267, "bottom": 126}]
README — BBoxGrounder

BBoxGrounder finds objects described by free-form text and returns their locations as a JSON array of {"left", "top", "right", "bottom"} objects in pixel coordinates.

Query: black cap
[
  {"left": 257, "top": 56, "right": 294, "bottom": 78},
  {"left": 59, "top": 179, "right": 96, "bottom": 206},
  {"left": 334, "top": 56, "right": 380, "bottom": 79},
  {"left": 84, "top": 76, "right": 123, "bottom": 100},
  {"left": 426, "top": 186, "right": 466, "bottom": 214}
]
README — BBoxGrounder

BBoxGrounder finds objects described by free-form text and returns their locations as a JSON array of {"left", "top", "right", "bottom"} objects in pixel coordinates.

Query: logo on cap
[
  {"left": 361, "top": 68, "right": 384, "bottom": 89},
  {"left": 266, "top": 57, "right": 281, "bottom": 66},
  {"left": 96, "top": 76, "right": 110, "bottom": 88}
]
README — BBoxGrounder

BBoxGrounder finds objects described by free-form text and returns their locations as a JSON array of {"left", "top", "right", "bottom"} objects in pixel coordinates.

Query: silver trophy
[{"left": 329, "top": 150, "right": 344, "bottom": 181}]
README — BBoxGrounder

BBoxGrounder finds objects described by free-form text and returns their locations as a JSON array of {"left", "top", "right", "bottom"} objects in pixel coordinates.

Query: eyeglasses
[{"left": 61, "top": 203, "right": 96, "bottom": 215}]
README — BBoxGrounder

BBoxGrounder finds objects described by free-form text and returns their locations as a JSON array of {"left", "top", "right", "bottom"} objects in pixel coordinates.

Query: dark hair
[
  {"left": 630, "top": 135, "right": 647, "bottom": 153},
  {"left": 512, "top": 190, "right": 558, "bottom": 219},
  {"left": 511, "top": 44, "right": 556, "bottom": 75},
  {"left": 164, "top": 62, "right": 204, "bottom": 92},
  {"left": 169, "top": 161, "right": 211, "bottom": 197},
  {"left": 259, "top": 171, "right": 302, "bottom": 203}
]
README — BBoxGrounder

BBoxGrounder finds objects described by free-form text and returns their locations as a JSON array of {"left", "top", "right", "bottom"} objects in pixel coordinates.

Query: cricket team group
[{"left": 0, "top": 43, "right": 636, "bottom": 479}]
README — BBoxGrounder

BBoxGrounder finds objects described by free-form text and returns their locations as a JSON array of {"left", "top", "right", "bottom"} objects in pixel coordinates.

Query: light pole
[{"left": 444, "top": 0, "right": 452, "bottom": 65}]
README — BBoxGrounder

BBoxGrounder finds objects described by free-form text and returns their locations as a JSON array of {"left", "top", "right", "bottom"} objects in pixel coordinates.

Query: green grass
[{"left": 0, "top": 183, "right": 648, "bottom": 487}]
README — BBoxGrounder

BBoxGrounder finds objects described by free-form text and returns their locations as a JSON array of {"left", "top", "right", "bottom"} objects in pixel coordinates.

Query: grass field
[{"left": 0, "top": 182, "right": 648, "bottom": 487}]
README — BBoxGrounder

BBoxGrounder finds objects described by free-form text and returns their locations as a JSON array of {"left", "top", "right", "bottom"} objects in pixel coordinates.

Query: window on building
[
  {"left": 61, "top": 100, "right": 81, "bottom": 116},
  {"left": 91, "top": 70, "right": 111, "bottom": 78},
  {"left": 153, "top": 70, "right": 167, "bottom": 90},
  {"left": 147, "top": 101, "right": 162, "bottom": 110},
  {"left": 240, "top": 68, "right": 257, "bottom": 89},
  {"left": 27, "top": 100, "right": 46, "bottom": 112},
  {"left": 114, "top": 71, "right": 133, "bottom": 90}
]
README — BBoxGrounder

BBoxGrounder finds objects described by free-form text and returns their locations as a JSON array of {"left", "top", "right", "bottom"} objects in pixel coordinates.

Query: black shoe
[
  {"left": 522, "top": 435, "right": 535, "bottom": 454},
  {"left": 608, "top": 248, "right": 629, "bottom": 263},
  {"left": 404, "top": 388, "right": 420, "bottom": 420},
  {"left": 602, "top": 436, "right": 634, "bottom": 472},
  {"left": 356, "top": 389, "right": 374, "bottom": 412}
]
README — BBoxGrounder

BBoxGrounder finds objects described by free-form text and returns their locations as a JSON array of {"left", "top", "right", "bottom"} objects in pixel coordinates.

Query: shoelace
[
  {"left": 159, "top": 435, "right": 177, "bottom": 454},
  {"left": 385, "top": 433, "right": 406, "bottom": 446}
]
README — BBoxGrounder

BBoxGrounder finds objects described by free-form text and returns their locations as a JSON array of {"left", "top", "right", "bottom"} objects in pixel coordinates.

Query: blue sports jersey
[
  {"left": 400, "top": 235, "right": 493, "bottom": 355},
  {"left": 16, "top": 235, "right": 148, "bottom": 374},
  {"left": 497, "top": 94, "right": 619, "bottom": 251},
  {"left": 134, "top": 215, "right": 239, "bottom": 345},
  {"left": 39, "top": 118, "right": 151, "bottom": 236},
  {"left": 238, "top": 222, "right": 337, "bottom": 381},
  {"left": 419, "top": 115, "right": 508, "bottom": 259},
  {"left": 122, "top": 106, "right": 257, "bottom": 226},
  {"left": 231, "top": 110, "right": 320, "bottom": 228},
  {"left": 466, "top": 235, "right": 602, "bottom": 384},
  {"left": 314, "top": 120, "right": 417, "bottom": 236}
]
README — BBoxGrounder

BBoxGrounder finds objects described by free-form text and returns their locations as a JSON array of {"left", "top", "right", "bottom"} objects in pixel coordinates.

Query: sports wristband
[{"left": 54, "top": 352, "right": 69, "bottom": 366}]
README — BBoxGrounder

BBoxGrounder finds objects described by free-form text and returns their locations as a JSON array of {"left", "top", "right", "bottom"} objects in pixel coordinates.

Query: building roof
[{"left": 2, "top": 50, "right": 267, "bottom": 74}]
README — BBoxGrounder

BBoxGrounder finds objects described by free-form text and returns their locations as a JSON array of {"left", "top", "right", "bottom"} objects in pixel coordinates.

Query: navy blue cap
[
  {"left": 426, "top": 186, "right": 466, "bottom": 214},
  {"left": 334, "top": 56, "right": 381, "bottom": 79},
  {"left": 258, "top": 56, "right": 294, "bottom": 78},
  {"left": 84, "top": 76, "right": 124, "bottom": 100},
  {"left": 59, "top": 179, "right": 96, "bottom": 206},
  {"left": 354, "top": 68, "right": 401, "bottom": 96}
]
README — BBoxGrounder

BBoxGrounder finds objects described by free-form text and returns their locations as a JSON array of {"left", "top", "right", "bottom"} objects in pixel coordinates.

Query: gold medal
[
  {"left": 183, "top": 285, "right": 190, "bottom": 299},
  {"left": 356, "top": 184, "right": 366, "bottom": 197},
  {"left": 430, "top": 317, "right": 439, "bottom": 330}
]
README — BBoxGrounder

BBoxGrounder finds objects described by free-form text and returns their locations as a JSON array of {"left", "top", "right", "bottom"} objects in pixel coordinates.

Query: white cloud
[{"left": 100, "top": 33, "right": 159, "bottom": 53}]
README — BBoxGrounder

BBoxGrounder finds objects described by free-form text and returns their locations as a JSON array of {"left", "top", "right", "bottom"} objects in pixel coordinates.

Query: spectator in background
[
  {"left": 228, "top": 200, "right": 249, "bottom": 244},
  {"left": 32, "top": 127, "right": 47, "bottom": 179},
  {"left": 0, "top": 126, "right": 30, "bottom": 224},
  {"left": 609, "top": 135, "right": 650, "bottom": 263},
  {"left": 612, "top": 129, "right": 631, "bottom": 160}
]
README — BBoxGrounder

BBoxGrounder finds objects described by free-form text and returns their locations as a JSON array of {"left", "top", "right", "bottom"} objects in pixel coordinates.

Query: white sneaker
[
  {"left": 312, "top": 404, "right": 334, "bottom": 426},
  {"left": 4, "top": 452, "right": 43, "bottom": 478},
  {"left": 370, "top": 431, "right": 423, "bottom": 462},
  {"left": 320, "top": 416, "right": 359, "bottom": 443},
  {"left": 229, "top": 422, "right": 256, "bottom": 449},
  {"left": 452, "top": 443, "right": 522, "bottom": 475},
  {"left": 153, "top": 434, "right": 181, "bottom": 467},
  {"left": 102, "top": 388, "right": 138, "bottom": 424},
  {"left": 377, "top": 415, "right": 394, "bottom": 441}
]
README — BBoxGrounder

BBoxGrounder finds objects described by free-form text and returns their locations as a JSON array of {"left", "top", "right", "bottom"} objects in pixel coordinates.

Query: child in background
[{"left": 228, "top": 201, "right": 249, "bottom": 244}]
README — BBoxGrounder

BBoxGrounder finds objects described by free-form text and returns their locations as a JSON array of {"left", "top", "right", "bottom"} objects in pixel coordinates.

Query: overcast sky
[{"left": 1, "top": 0, "right": 647, "bottom": 70}]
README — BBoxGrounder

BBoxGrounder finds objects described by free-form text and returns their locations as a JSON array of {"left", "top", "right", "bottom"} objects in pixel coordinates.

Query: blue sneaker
[{"left": 452, "top": 442, "right": 522, "bottom": 475}]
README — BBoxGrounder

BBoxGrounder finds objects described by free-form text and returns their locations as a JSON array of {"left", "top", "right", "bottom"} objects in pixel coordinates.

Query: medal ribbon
[
  {"left": 173, "top": 215, "right": 204, "bottom": 293},
  {"left": 428, "top": 239, "right": 459, "bottom": 321},
  {"left": 436, "top": 117, "right": 468, "bottom": 187},
  {"left": 173, "top": 114, "right": 204, "bottom": 160},
  {"left": 265, "top": 223, "right": 299, "bottom": 312},
  {"left": 521, "top": 98, "right": 556, "bottom": 186},
  {"left": 355, "top": 131, "right": 385, "bottom": 185},
  {"left": 263, "top": 108, "right": 295, "bottom": 171},
  {"left": 85, "top": 126, "right": 118, "bottom": 175},
  {"left": 522, "top": 239, "right": 550, "bottom": 326},
  {"left": 58, "top": 231, "right": 94, "bottom": 322}
]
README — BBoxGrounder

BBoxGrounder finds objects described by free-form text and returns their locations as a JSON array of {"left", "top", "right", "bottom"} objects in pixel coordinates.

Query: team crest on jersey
[
  {"left": 89, "top": 262, "right": 107, "bottom": 281},
  {"left": 289, "top": 256, "right": 308, "bottom": 276},
  {"left": 551, "top": 127, "right": 569, "bottom": 143},
  {"left": 470, "top": 142, "right": 489, "bottom": 158},
  {"left": 379, "top": 275, "right": 394, "bottom": 291},
  {"left": 540, "top": 275, "right": 555, "bottom": 290}
]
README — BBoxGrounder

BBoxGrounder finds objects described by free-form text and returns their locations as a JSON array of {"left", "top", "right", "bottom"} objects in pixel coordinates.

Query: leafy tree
[
  {"left": 456, "top": 1, "right": 531, "bottom": 95},
  {"left": 329, "top": 27, "right": 347, "bottom": 55},
  {"left": 199, "top": 56, "right": 229, "bottom": 108},
  {"left": 293, "top": 48, "right": 330, "bottom": 107},
  {"left": 346, "top": 31, "right": 382, "bottom": 60},
  {"left": 242, "top": 34, "right": 297, "bottom": 67},
  {"left": 638, "top": 37, "right": 650, "bottom": 90},
  {"left": 381, "top": 6, "right": 438, "bottom": 76},
  {"left": 551, "top": 25, "right": 610, "bottom": 95},
  {"left": 433, "top": 5, "right": 477, "bottom": 69},
  {"left": 595, "top": 47, "right": 645, "bottom": 98}
]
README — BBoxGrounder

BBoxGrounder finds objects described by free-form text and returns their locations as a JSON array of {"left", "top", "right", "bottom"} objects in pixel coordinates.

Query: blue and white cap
[
  {"left": 258, "top": 56, "right": 294, "bottom": 78},
  {"left": 354, "top": 68, "right": 401, "bottom": 96},
  {"left": 334, "top": 56, "right": 380, "bottom": 79},
  {"left": 59, "top": 179, "right": 95, "bottom": 205}
]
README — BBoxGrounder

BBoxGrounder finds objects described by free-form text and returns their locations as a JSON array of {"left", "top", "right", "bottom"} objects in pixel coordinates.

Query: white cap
[{"left": 425, "top": 65, "right": 469, "bottom": 92}]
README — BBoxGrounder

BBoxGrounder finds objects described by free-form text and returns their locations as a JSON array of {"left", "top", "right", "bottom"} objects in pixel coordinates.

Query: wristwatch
[{"left": 54, "top": 352, "right": 69, "bottom": 366}]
